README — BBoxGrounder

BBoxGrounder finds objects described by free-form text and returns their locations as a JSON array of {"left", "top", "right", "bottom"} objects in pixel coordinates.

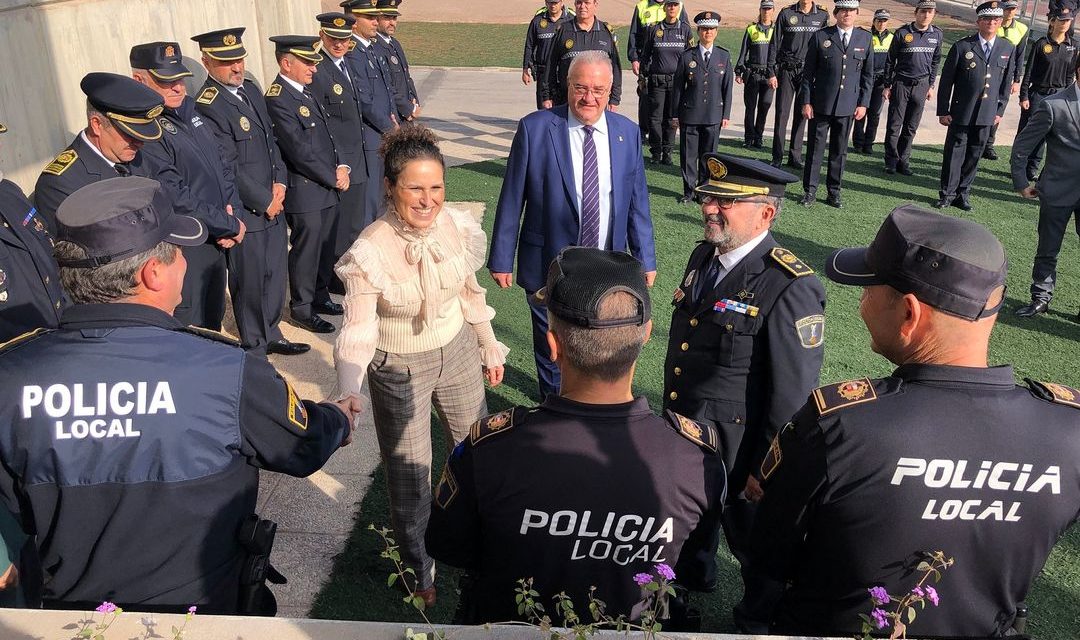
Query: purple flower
[
  {"left": 868, "top": 586, "right": 890, "bottom": 605},
  {"left": 188, "top": 605, "right": 198, "bottom": 615},
  {"left": 633, "top": 573, "right": 653, "bottom": 586},
  {"left": 871, "top": 608, "right": 889, "bottom": 629},
  {"left": 925, "top": 585, "right": 940, "bottom": 606},
  {"left": 655, "top": 563, "right": 676, "bottom": 581},
  {"left": 910, "top": 586, "right": 925, "bottom": 598},
  {"left": 96, "top": 602, "right": 117, "bottom": 614}
]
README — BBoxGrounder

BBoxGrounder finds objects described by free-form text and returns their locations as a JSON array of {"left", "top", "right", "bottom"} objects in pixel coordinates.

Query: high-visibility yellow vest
[
  {"left": 535, "top": 6, "right": 575, "bottom": 16},
  {"left": 872, "top": 31, "right": 894, "bottom": 52},
  {"left": 998, "top": 20, "right": 1028, "bottom": 46},
  {"left": 636, "top": 0, "right": 667, "bottom": 26},
  {"left": 747, "top": 22, "right": 775, "bottom": 43}
]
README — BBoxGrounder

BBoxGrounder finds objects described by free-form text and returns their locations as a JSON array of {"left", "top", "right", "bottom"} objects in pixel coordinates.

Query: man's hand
[
  {"left": 768, "top": 76, "right": 778, "bottom": 89},
  {"left": 736, "top": 75, "right": 744, "bottom": 85},
  {"left": 490, "top": 271, "right": 513, "bottom": 288},
  {"left": 484, "top": 365, "right": 505, "bottom": 387},
  {"left": 721, "top": 118, "right": 730, "bottom": 129},
  {"left": 232, "top": 218, "right": 247, "bottom": 244},
  {"left": 268, "top": 184, "right": 286, "bottom": 218},
  {"left": 926, "top": 87, "right": 934, "bottom": 100},
  {"left": 1011, "top": 81, "right": 1020, "bottom": 96},
  {"left": 1019, "top": 185, "right": 1039, "bottom": 199},
  {"left": 522, "top": 69, "right": 532, "bottom": 85},
  {"left": 854, "top": 106, "right": 867, "bottom": 121},
  {"left": 670, "top": 117, "right": 680, "bottom": 129},
  {"left": 542, "top": 99, "right": 553, "bottom": 109},
  {"left": 0, "top": 563, "right": 18, "bottom": 591},
  {"left": 939, "top": 114, "right": 952, "bottom": 126},
  {"left": 882, "top": 87, "right": 891, "bottom": 101},
  {"left": 993, "top": 114, "right": 1002, "bottom": 125},
  {"left": 632, "top": 61, "right": 641, "bottom": 76},
  {"left": 645, "top": 270, "right": 657, "bottom": 287},
  {"left": 411, "top": 100, "right": 422, "bottom": 119},
  {"left": 802, "top": 104, "right": 814, "bottom": 120},
  {"left": 391, "top": 114, "right": 400, "bottom": 131},
  {"left": 332, "top": 395, "right": 366, "bottom": 447},
  {"left": 336, "top": 166, "right": 351, "bottom": 191},
  {"left": 1020, "top": 99, "right": 1030, "bottom": 110},
  {"left": 745, "top": 475, "right": 765, "bottom": 502}
]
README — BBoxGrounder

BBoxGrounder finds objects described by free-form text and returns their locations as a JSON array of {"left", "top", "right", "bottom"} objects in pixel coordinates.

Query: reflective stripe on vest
[
  {"left": 998, "top": 21, "right": 1028, "bottom": 46},
  {"left": 637, "top": 0, "right": 666, "bottom": 26},
  {"left": 747, "top": 23, "right": 775, "bottom": 43},
  {"left": 872, "top": 31, "right": 894, "bottom": 52}
]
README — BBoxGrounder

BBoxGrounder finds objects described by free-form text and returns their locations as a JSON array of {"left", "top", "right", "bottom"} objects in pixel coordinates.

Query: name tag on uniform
[{"left": 714, "top": 298, "right": 759, "bottom": 316}]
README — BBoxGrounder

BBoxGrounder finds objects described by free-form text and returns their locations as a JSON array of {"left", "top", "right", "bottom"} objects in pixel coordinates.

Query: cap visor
[
  {"left": 166, "top": 214, "right": 208, "bottom": 246},
  {"left": 112, "top": 118, "right": 162, "bottom": 142},
  {"left": 528, "top": 287, "right": 548, "bottom": 308},
  {"left": 825, "top": 247, "right": 885, "bottom": 285},
  {"left": 693, "top": 183, "right": 769, "bottom": 199},
  {"left": 205, "top": 48, "right": 248, "bottom": 61},
  {"left": 149, "top": 65, "right": 193, "bottom": 81}
]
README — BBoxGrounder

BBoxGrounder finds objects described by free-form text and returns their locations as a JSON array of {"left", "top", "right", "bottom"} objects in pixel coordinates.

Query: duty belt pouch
[{"left": 237, "top": 515, "right": 285, "bottom": 616}]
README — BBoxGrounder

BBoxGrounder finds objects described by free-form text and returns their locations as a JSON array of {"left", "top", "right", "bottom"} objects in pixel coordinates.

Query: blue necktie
[
  {"left": 984, "top": 42, "right": 991, "bottom": 59},
  {"left": 694, "top": 255, "right": 722, "bottom": 302},
  {"left": 580, "top": 125, "right": 601, "bottom": 248}
]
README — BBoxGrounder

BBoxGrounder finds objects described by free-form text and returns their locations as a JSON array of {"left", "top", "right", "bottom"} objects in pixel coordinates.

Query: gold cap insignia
[
  {"left": 705, "top": 12, "right": 712, "bottom": 18},
  {"left": 147, "top": 105, "right": 164, "bottom": 118},
  {"left": 991, "top": 2, "right": 997, "bottom": 7},
  {"left": 838, "top": 380, "right": 870, "bottom": 401},
  {"left": 223, "top": 34, "right": 237, "bottom": 46},
  {"left": 299, "top": 105, "right": 311, "bottom": 117},
  {"left": 164, "top": 45, "right": 176, "bottom": 57},
  {"left": 239, "top": 116, "right": 251, "bottom": 131},
  {"left": 706, "top": 157, "right": 727, "bottom": 180},
  {"left": 370, "top": 0, "right": 377, "bottom": 5},
  {"left": 334, "top": 17, "right": 346, "bottom": 27}
]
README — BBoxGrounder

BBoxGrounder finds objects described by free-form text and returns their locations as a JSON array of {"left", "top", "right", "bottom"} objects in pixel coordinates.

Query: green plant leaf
[
  {"left": 916, "top": 561, "right": 931, "bottom": 572},
  {"left": 907, "top": 606, "right": 917, "bottom": 624},
  {"left": 387, "top": 573, "right": 398, "bottom": 587}
]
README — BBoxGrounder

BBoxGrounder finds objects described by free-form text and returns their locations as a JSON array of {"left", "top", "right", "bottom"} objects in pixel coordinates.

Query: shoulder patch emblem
[
  {"left": 286, "top": 382, "right": 308, "bottom": 430},
  {"left": 666, "top": 410, "right": 718, "bottom": 453},
  {"left": 760, "top": 428, "right": 787, "bottom": 480},
  {"left": 796, "top": 314, "right": 825, "bottom": 348},
  {"left": 299, "top": 105, "right": 311, "bottom": 117},
  {"left": 266, "top": 83, "right": 282, "bottom": 98},
  {"left": 771, "top": 247, "right": 814, "bottom": 276},
  {"left": 1028, "top": 379, "right": 1080, "bottom": 409},
  {"left": 196, "top": 86, "right": 219, "bottom": 105},
  {"left": 42, "top": 149, "right": 78, "bottom": 176},
  {"left": 540, "top": 18, "right": 548, "bottom": 28},
  {"left": 813, "top": 378, "right": 878, "bottom": 415},
  {"left": 159, "top": 117, "right": 178, "bottom": 135},
  {"left": 471, "top": 408, "right": 517, "bottom": 445},
  {"left": 904, "top": 32, "right": 914, "bottom": 43},
  {"left": 434, "top": 465, "right": 459, "bottom": 509},
  {"left": 1043, "top": 43, "right": 1053, "bottom": 54},
  {"left": 0, "top": 327, "right": 50, "bottom": 354},
  {"left": 565, "top": 38, "right": 574, "bottom": 49}
]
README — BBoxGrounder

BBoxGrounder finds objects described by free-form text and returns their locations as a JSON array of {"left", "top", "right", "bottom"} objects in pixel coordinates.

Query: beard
[{"left": 703, "top": 217, "right": 747, "bottom": 253}]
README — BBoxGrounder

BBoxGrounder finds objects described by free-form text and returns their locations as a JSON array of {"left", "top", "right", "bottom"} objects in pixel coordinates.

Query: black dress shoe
[
  {"left": 933, "top": 197, "right": 951, "bottom": 209},
  {"left": 661, "top": 153, "right": 674, "bottom": 166},
  {"left": 862, "top": 145, "right": 874, "bottom": 155},
  {"left": 982, "top": 146, "right": 998, "bottom": 160},
  {"left": 677, "top": 195, "right": 692, "bottom": 204},
  {"left": 952, "top": 195, "right": 972, "bottom": 211},
  {"left": 787, "top": 156, "right": 804, "bottom": 170},
  {"left": 752, "top": 139, "right": 764, "bottom": 149},
  {"left": 826, "top": 194, "right": 843, "bottom": 208},
  {"left": 1015, "top": 300, "right": 1050, "bottom": 318},
  {"left": 898, "top": 165, "right": 914, "bottom": 176},
  {"left": 884, "top": 166, "right": 896, "bottom": 175},
  {"left": 769, "top": 159, "right": 783, "bottom": 168},
  {"left": 267, "top": 339, "right": 312, "bottom": 355},
  {"left": 313, "top": 300, "right": 344, "bottom": 316},
  {"left": 289, "top": 314, "right": 336, "bottom": 334},
  {"left": 799, "top": 193, "right": 816, "bottom": 207}
]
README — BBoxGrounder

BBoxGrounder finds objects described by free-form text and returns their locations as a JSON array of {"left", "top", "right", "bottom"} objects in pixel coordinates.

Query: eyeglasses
[
  {"left": 571, "top": 84, "right": 611, "bottom": 98},
  {"left": 702, "top": 195, "right": 772, "bottom": 209}
]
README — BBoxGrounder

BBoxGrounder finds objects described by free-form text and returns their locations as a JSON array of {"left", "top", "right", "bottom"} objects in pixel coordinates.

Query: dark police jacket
[
  {"left": 802, "top": 26, "right": 875, "bottom": 117},
  {"left": 523, "top": 8, "right": 576, "bottom": 76},
  {"left": 0, "top": 181, "right": 64, "bottom": 343},
  {"left": 752, "top": 365, "right": 1080, "bottom": 637},
  {"left": 1019, "top": 35, "right": 1077, "bottom": 100},
  {"left": 264, "top": 76, "right": 341, "bottom": 215},
  {"left": 767, "top": 2, "right": 830, "bottom": 76},
  {"left": 937, "top": 34, "right": 1015, "bottom": 126},
  {"left": 884, "top": 22, "right": 943, "bottom": 87},
  {"left": 346, "top": 36, "right": 398, "bottom": 157},
  {"left": 0, "top": 303, "right": 350, "bottom": 611},
  {"left": 672, "top": 46, "right": 734, "bottom": 125},
  {"left": 542, "top": 19, "right": 624, "bottom": 105},
  {"left": 194, "top": 78, "right": 287, "bottom": 233},
  {"left": 309, "top": 56, "right": 368, "bottom": 180},
  {"left": 375, "top": 35, "right": 418, "bottom": 120},
  {"left": 664, "top": 236, "right": 825, "bottom": 489},
  {"left": 641, "top": 19, "right": 694, "bottom": 76},
  {"left": 426, "top": 396, "right": 727, "bottom": 624}
]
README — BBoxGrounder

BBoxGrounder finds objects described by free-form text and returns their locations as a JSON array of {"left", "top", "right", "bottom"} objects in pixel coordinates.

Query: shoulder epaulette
[
  {"left": 470, "top": 407, "right": 522, "bottom": 445},
  {"left": 0, "top": 327, "right": 51, "bottom": 354},
  {"left": 771, "top": 247, "right": 814, "bottom": 277},
  {"left": 1026, "top": 379, "right": 1080, "bottom": 409},
  {"left": 664, "top": 410, "right": 718, "bottom": 453},
  {"left": 266, "top": 83, "right": 282, "bottom": 98},
  {"left": 179, "top": 325, "right": 241, "bottom": 347},
  {"left": 42, "top": 149, "right": 78, "bottom": 176},
  {"left": 535, "top": 6, "right": 546, "bottom": 15},
  {"left": 607, "top": 22, "right": 616, "bottom": 34},
  {"left": 812, "top": 378, "right": 878, "bottom": 415},
  {"left": 196, "top": 86, "right": 219, "bottom": 105}
]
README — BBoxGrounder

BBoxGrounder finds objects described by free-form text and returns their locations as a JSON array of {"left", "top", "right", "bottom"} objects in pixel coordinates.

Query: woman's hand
[{"left": 483, "top": 365, "right": 505, "bottom": 387}]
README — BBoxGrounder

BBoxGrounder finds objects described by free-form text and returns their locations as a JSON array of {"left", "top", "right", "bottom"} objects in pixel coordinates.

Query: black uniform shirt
[
  {"left": 801, "top": 26, "right": 875, "bottom": 116},
  {"left": 0, "top": 180, "right": 64, "bottom": 343},
  {"left": 752, "top": 364, "right": 1080, "bottom": 637},
  {"left": 641, "top": 18, "right": 694, "bottom": 76},
  {"left": 1020, "top": 35, "right": 1077, "bottom": 100},
  {"left": 426, "top": 396, "right": 727, "bottom": 624},
  {"left": 523, "top": 8, "right": 576, "bottom": 75},
  {"left": 542, "top": 19, "right": 624, "bottom": 105},
  {"left": 937, "top": 34, "right": 1015, "bottom": 125},
  {"left": 884, "top": 22, "right": 944, "bottom": 87},
  {"left": 767, "top": 2, "right": 830, "bottom": 76},
  {"left": 627, "top": 0, "right": 691, "bottom": 63}
]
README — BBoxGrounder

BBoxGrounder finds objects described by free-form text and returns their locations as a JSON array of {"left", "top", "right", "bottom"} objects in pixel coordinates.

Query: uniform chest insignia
[
  {"left": 796, "top": 314, "right": 825, "bottom": 348},
  {"left": 1044, "top": 43, "right": 1054, "bottom": 54},
  {"left": 333, "top": 83, "right": 344, "bottom": 95},
  {"left": 665, "top": 410, "right": 717, "bottom": 453},
  {"left": 390, "top": 55, "right": 399, "bottom": 65},
  {"left": 737, "top": 289, "right": 754, "bottom": 300},
  {"left": 434, "top": 465, "right": 459, "bottom": 509},
  {"left": 0, "top": 267, "right": 5, "bottom": 286},
  {"left": 299, "top": 105, "right": 311, "bottom": 117},
  {"left": 789, "top": 15, "right": 799, "bottom": 24},
  {"left": 471, "top": 408, "right": 518, "bottom": 445},
  {"left": 673, "top": 287, "right": 685, "bottom": 303},
  {"left": 656, "top": 28, "right": 664, "bottom": 38},
  {"left": 565, "top": 39, "right": 574, "bottom": 49},
  {"left": 286, "top": 382, "right": 308, "bottom": 430},
  {"left": 770, "top": 247, "right": 814, "bottom": 276},
  {"left": 540, "top": 18, "right": 548, "bottom": 28},
  {"left": 689, "top": 60, "right": 697, "bottom": 68},
  {"left": 813, "top": 378, "right": 878, "bottom": 415},
  {"left": 160, "top": 117, "right": 177, "bottom": 135},
  {"left": 965, "top": 51, "right": 975, "bottom": 59},
  {"left": 970, "top": 62, "right": 977, "bottom": 69},
  {"left": 904, "top": 33, "right": 914, "bottom": 43},
  {"left": 42, "top": 149, "right": 78, "bottom": 176},
  {"left": 715, "top": 298, "right": 760, "bottom": 316},
  {"left": 823, "top": 39, "right": 832, "bottom": 48},
  {"left": 266, "top": 83, "right": 282, "bottom": 97},
  {"left": 1028, "top": 379, "right": 1080, "bottom": 409},
  {"left": 196, "top": 86, "right": 218, "bottom": 105}
]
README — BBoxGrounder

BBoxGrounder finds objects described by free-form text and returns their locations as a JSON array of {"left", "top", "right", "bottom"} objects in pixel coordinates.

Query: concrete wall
[{"left": 0, "top": 0, "right": 324, "bottom": 193}]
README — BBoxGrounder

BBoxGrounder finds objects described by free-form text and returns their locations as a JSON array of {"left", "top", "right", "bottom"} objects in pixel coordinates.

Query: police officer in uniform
[
  {"left": 523, "top": 1, "right": 576, "bottom": 109},
  {"left": 376, "top": 0, "right": 421, "bottom": 123},
  {"left": 672, "top": 12, "right": 733, "bottom": 203},
  {"left": 735, "top": 1, "right": 777, "bottom": 149},
  {"left": 640, "top": 0, "right": 694, "bottom": 164},
  {"left": 983, "top": 0, "right": 1029, "bottom": 160},
  {"left": 131, "top": 42, "right": 247, "bottom": 331},
  {"left": 800, "top": 0, "right": 874, "bottom": 209},
  {"left": 851, "top": 9, "right": 891, "bottom": 154},
  {"left": 266, "top": 36, "right": 350, "bottom": 335},
  {"left": 427, "top": 247, "right": 726, "bottom": 626},
  {"left": 541, "top": 0, "right": 623, "bottom": 108},
  {"left": 34, "top": 73, "right": 163, "bottom": 231},
  {"left": 190, "top": 28, "right": 308, "bottom": 357},
  {"left": 935, "top": 1, "right": 1014, "bottom": 211},
  {"left": 882, "top": 0, "right": 943, "bottom": 175},
  {"left": 1013, "top": 8, "right": 1075, "bottom": 181},
  {"left": 767, "top": 0, "right": 830, "bottom": 169},
  {"left": 664, "top": 153, "right": 825, "bottom": 632},
  {"left": 751, "top": 204, "right": 1080, "bottom": 637},
  {"left": 628, "top": 0, "right": 690, "bottom": 140},
  {"left": 0, "top": 123, "right": 65, "bottom": 343}
]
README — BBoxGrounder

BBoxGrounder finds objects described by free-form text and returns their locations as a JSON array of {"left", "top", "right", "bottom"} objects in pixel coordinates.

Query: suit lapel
[
  {"left": 550, "top": 107, "right": 579, "bottom": 218},
  {"left": 73, "top": 135, "right": 108, "bottom": 179},
  {"left": 606, "top": 112, "right": 622, "bottom": 228},
  {"left": 831, "top": 27, "right": 846, "bottom": 51},
  {"left": 1066, "top": 87, "right": 1080, "bottom": 132}
]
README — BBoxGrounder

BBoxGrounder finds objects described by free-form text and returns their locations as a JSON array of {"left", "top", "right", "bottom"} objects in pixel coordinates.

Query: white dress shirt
[
  {"left": 837, "top": 27, "right": 852, "bottom": 46},
  {"left": 80, "top": 130, "right": 115, "bottom": 168},
  {"left": 566, "top": 109, "right": 613, "bottom": 249},
  {"left": 978, "top": 35, "right": 997, "bottom": 55},
  {"left": 705, "top": 229, "right": 771, "bottom": 289},
  {"left": 280, "top": 75, "right": 307, "bottom": 95},
  {"left": 699, "top": 44, "right": 714, "bottom": 60}
]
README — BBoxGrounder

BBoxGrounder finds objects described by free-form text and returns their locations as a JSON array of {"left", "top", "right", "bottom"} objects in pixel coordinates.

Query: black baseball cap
[
  {"left": 55, "top": 177, "right": 207, "bottom": 268},
  {"left": 81, "top": 72, "right": 165, "bottom": 142},
  {"left": 531, "top": 248, "right": 651, "bottom": 328},
  {"left": 825, "top": 205, "right": 1007, "bottom": 320},
  {"left": 129, "top": 42, "right": 193, "bottom": 81}
]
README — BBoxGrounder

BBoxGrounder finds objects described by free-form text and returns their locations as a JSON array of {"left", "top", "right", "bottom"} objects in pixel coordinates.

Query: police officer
[
  {"left": 672, "top": 12, "right": 733, "bottom": 203},
  {"left": 131, "top": 42, "right": 247, "bottom": 331},
  {"left": 0, "top": 177, "right": 356, "bottom": 614},
  {"left": 427, "top": 247, "right": 725, "bottom": 626},
  {"left": 664, "top": 153, "right": 824, "bottom": 632},
  {"left": 851, "top": 9, "right": 891, "bottom": 154},
  {"left": 190, "top": 28, "right": 308, "bottom": 357},
  {"left": 375, "top": 0, "right": 421, "bottom": 122},
  {"left": 0, "top": 123, "right": 65, "bottom": 343},
  {"left": 799, "top": 0, "right": 873, "bottom": 209},
  {"left": 266, "top": 36, "right": 350, "bottom": 335},
  {"left": 751, "top": 204, "right": 1080, "bottom": 637},
  {"left": 34, "top": 73, "right": 163, "bottom": 232},
  {"left": 523, "top": 1, "right": 576, "bottom": 109},
  {"left": 882, "top": 0, "right": 943, "bottom": 175},
  {"left": 983, "top": 0, "right": 1029, "bottom": 160},
  {"left": 640, "top": 0, "right": 694, "bottom": 164},
  {"left": 935, "top": 1, "right": 1015, "bottom": 211},
  {"left": 767, "top": 0, "right": 830, "bottom": 169},
  {"left": 628, "top": 0, "right": 690, "bottom": 139},
  {"left": 541, "top": 0, "right": 623, "bottom": 108},
  {"left": 735, "top": 1, "right": 777, "bottom": 149},
  {"left": 1014, "top": 8, "right": 1075, "bottom": 181}
]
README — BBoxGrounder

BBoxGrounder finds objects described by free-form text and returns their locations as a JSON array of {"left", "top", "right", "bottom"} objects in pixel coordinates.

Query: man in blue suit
[{"left": 489, "top": 50, "right": 657, "bottom": 399}]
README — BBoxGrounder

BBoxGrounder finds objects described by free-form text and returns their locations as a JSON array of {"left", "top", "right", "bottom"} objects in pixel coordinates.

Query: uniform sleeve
[
  {"left": 672, "top": 55, "right": 687, "bottom": 113},
  {"left": 736, "top": 27, "right": 752, "bottom": 72},
  {"left": 1019, "top": 42, "right": 1038, "bottom": 102},
  {"left": 936, "top": 43, "right": 959, "bottom": 116},
  {"left": 673, "top": 454, "right": 727, "bottom": 592},
  {"left": 996, "top": 46, "right": 1014, "bottom": 116},
  {"left": 523, "top": 18, "right": 538, "bottom": 72},
  {"left": 425, "top": 441, "right": 483, "bottom": 569},
  {"left": 1013, "top": 30, "right": 1029, "bottom": 82},
  {"left": 1009, "top": 97, "right": 1054, "bottom": 189},
  {"left": 801, "top": 35, "right": 819, "bottom": 106},
  {"left": 883, "top": 29, "right": 901, "bottom": 87},
  {"left": 722, "top": 51, "right": 735, "bottom": 121},
  {"left": 142, "top": 140, "right": 241, "bottom": 239},
  {"left": 929, "top": 29, "right": 943, "bottom": 89},
  {"left": 541, "top": 26, "right": 563, "bottom": 102},
  {"left": 265, "top": 97, "right": 338, "bottom": 189},
  {"left": 767, "top": 12, "right": 784, "bottom": 77},
  {"left": 238, "top": 353, "right": 349, "bottom": 477},
  {"left": 333, "top": 239, "right": 383, "bottom": 400},
  {"left": 858, "top": 35, "right": 875, "bottom": 109},
  {"left": 609, "top": 32, "right": 624, "bottom": 105},
  {"left": 627, "top": 9, "right": 644, "bottom": 62},
  {"left": 31, "top": 175, "right": 64, "bottom": 235}
]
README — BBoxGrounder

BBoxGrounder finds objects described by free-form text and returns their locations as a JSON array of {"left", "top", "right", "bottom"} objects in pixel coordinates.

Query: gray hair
[
  {"left": 567, "top": 50, "right": 613, "bottom": 82},
  {"left": 54, "top": 240, "right": 178, "bottom": 304},
  {"left": 548, "top": 290, "right": 648, "bottom": 382}
]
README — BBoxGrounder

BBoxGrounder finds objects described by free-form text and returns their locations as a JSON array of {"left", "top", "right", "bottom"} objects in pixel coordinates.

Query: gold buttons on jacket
[
  {"left": 681, "top": 342, "right": 689, "bottom": 351},
  {"left": 669, "top": 391, "right": 679, "bottom": 400},
  {"left": 674, "top": 367, "right": 682, "bottom": 376},
  {"left": 689, "top": 318, "right": 699, "bottom": 327}
]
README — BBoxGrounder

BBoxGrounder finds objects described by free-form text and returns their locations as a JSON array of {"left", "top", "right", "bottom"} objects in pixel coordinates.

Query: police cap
[
  {"left": 531, "top": 248, "right": 651, "bottom": 328},
  {"left": 318, "top": 12, "right": 357, "bottom": 38},
  {"left": 81, "top": 72, "right": 164, "bottom": 142},
  {"left": 976, "top": 1, "right": 1004, "bottom": 17},
  {"left": 834, "top": 0, "right": 860, "bottom": 10},
  {"left": 129, "top": 42, "right": 193, "bottom": 81},
  {"left": 826, "top": 204, "right": 1007, "bottom": 320},
  {"left": 342, "top": 0, "right": 381, "bottom": 15},
  {"left": 694, "top": 152, "right": 798, "bottom": 199},
  {"left": 191, "top": 27, "right": 248, "bottom": 61},
  {"left": 760, "top": 0, "right": 776, "bottom": 8},
  {"left": 55, "top": 177, "right": 207, "bottom": 268},
  {"left": 376, "top": 0, "right": 402, "bottom": 16},
  {"left": 1001, "top": 0, "right": 1019, "bottom": 8},
  {"left": 915, "top": 0, "right": 937, "bottom": 9},
  {"left": 873, "top": 8, "right": 891, "bottom": 20},
  {"left": 694, "top": 11, "right": 720, "bottom": 27},
  {"left": 269, "top": 35, "right": 324, "bottom": 63},
  {"left": 1049, "top": 6, "right": 1074, "bottom": 19}
]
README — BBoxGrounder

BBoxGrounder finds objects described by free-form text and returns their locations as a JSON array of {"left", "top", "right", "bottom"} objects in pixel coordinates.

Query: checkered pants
[{"left": 368, "top": 325, "right": 488, "bottom": 590}]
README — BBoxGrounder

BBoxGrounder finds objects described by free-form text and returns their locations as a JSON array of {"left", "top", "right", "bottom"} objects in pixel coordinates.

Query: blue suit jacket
[{"left": 489, "top": 105, "right": 657, "bottom": 292}]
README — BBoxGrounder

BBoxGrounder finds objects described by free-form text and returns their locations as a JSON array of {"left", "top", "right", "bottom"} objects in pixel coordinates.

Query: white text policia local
[
  {"left": 892, "top": 457, "right": 1063, "bottom": 522},
  {"left": 520, "top": 509, "right": 675, "bottom": 565},
  {"left": 22, "top": 382, "right": 177, "bottom": 440}
]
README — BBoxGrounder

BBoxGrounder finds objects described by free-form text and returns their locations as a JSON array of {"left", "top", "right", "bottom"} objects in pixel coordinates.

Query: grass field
[{"left": 307, "top": 136, "right": 1080, "bottom": 637}]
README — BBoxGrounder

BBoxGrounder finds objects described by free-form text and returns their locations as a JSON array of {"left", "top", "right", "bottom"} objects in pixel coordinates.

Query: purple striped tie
[{"left": 580, "top": 125, "right": 601, "bottom": 248}]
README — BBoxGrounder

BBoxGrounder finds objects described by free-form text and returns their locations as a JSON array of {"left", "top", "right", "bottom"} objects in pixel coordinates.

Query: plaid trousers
[{"left": 368, "top": 325, "right": 488, "bottom": 589}]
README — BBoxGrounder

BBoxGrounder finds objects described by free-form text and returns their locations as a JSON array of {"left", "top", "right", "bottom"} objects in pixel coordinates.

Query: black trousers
[
  {"left": 743, "top": 72, "right": 774, "bottom": 144},
  {"left": 939, "top": 123, "right": 991, "bottom": 200},
  {"left": 884, "top": 76, "right": 930, "bottom": 170},
  {"left": 803, "top": 114, "right": 853, "bottom": 197},
  {"left": 286, "top": 204, "right": 339, "bottom": 320},
  {"left": 1016, "top": 90, "right": 1052, "bottom": 179},
  {"left": 680, "top": 123, "right": 721, "bottom": 196},
  {"left": 333, "top": 177, "right": 368, "bottom": 261},
  {"left": 772, "top": 65, "right": 807, "bottom": 163},
  {"left": 852, "top": 75, "right": 886, "bottom": 149},
  {"left": 361, "top": 148, "right": 384, "bottom": 231},
  {"left": 176, "top": 243, "right": 227, "bottom": 330},
  {"left": 637, "top": 74, "right": 649, "bottom": 138},
  {"left": 1030, "top": 201, "right": 1080, "bottom": 303},
  {"left": 227, "top": 218, "right": 287, "bottom": 355},
  {"left": 646, "top": 73, "right": 677, "bottom": 155},
  {"left": 533, "top": 65, "right": 547, "bottom": 110},
  {"left": 526, "top": 291, "right": 560, "bottom": 400}
]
